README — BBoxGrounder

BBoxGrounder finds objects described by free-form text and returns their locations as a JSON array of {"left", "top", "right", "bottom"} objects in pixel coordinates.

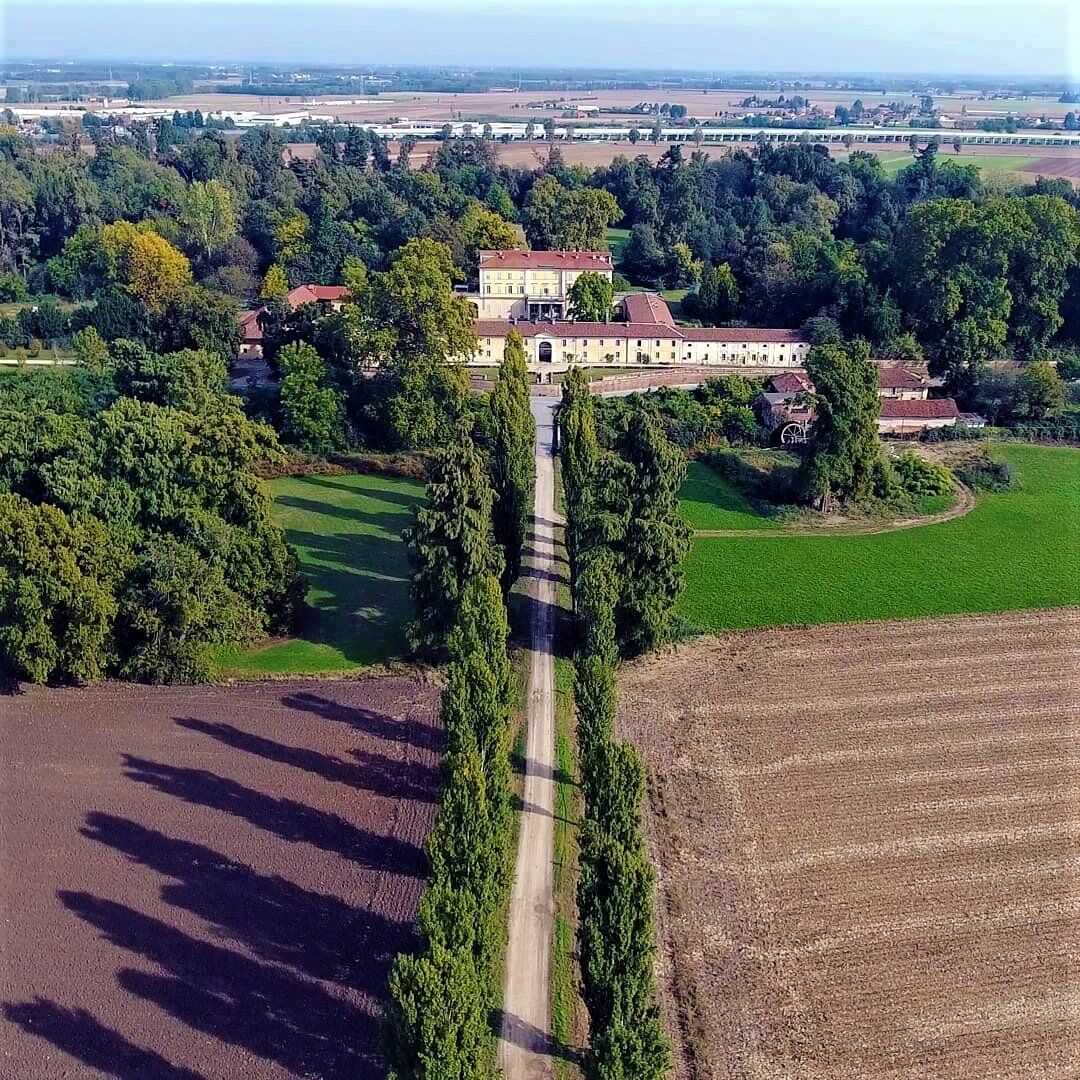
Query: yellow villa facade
[{"left": 474, "top": 249, "right": 614, "bottom": 319}]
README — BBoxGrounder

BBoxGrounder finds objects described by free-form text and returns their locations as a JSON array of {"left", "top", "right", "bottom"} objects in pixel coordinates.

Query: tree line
[
  {"left": 4, "top": 118, "right": 1079, "bottom": 447},
  {"left": 560, "top": 369, "right": 689, "bottom": 1077},
  {"left": 386, "top": 340, "right": 534, "bottom": 1076}
]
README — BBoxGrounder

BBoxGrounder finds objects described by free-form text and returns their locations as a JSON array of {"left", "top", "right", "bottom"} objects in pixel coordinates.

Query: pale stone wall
[{"left": 469, "top": 328, "right": 808, "bottom": 373}]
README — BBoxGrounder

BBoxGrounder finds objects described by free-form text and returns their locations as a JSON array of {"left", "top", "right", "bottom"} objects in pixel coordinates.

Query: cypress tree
[{"left": 489, "top": 331, "right": 535, "bottom": 591}]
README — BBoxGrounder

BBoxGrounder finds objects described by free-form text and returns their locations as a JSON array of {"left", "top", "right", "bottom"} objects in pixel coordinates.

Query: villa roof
[
  {"left": 475, "top": 319, "right": 805, "bottom": 344},
  {"left": 478, "top": 249, "right": 613, "bottom": 272}
]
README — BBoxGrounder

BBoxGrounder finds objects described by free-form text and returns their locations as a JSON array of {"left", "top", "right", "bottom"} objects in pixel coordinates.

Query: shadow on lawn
[
  {"left": 291, "top": 473, "right": 424, "bottom": 508},
  {"left": 276, "top": 494, "right": 412, "bottom": 529},
  {"left": 283, "top": 527, "right": 412, "bottom": 665}
]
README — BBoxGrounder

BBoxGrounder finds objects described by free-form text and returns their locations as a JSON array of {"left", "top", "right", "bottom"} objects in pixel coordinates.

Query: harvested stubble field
[
  {"left": 0, "top": 676, "right": 441, "bottom": 1078},
  {"left": 618, "top": 609, "right": 1080, "bottom": 1080}
]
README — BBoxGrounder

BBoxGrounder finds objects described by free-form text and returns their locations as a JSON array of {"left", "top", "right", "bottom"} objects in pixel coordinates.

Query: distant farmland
[{"left": 619, "top": 608, "right": 1080, "bottom": 1079}]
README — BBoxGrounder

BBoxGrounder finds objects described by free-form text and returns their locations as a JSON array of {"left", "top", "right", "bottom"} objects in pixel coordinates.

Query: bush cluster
[
  {"left": 888, "top": 450, "right": 954, "bottom": 498},
  {"left": 955, "top": 458, "right": 1016, "bottom": 492},
  {"left": 592, "top": 377, "right": 766, "bottom": 452}
]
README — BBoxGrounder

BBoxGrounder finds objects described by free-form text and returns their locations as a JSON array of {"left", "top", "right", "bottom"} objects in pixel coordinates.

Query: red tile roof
[
  {"left": 622, "top": 292, "right": 675, "bottom": 325},
  {"left": 286, "top": 284, "right": 350, "bottom": 307},
  {"left": 238, "top": 308, "right": 264, "bottom": 341},
  {"left": 879, "top": 398, "right": 960, "bottom": 419},
  {"left": 474, "top": 319, "right": 805, "bottom": 344},
  {"left": 769, "top": 371, "right": 815, "bottom": 394},
  {"left": 877, "top": 366, "right": 926, "bottom": 390},
  {"left": 478, "top": 249, "right": 613, "bottom": 272}
]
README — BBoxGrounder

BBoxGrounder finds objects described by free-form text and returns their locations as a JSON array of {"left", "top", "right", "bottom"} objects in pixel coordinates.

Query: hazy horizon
[{"left": 4, "top": 1, "right": 1078, "bottom": 80}]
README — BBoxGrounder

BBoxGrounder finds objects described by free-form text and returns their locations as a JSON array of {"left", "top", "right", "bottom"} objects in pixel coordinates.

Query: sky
[{"left": 2, "top": 0, "right": 1078, "bottom": 79}]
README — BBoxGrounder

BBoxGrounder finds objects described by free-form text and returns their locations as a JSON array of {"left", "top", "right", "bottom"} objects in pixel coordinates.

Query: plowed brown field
[
  {"left": 618, "top": 609, "right": 1080, "bottom": 1080},
  {"left": 0, "top": 677, "right": 441, "bottom": 1079}
]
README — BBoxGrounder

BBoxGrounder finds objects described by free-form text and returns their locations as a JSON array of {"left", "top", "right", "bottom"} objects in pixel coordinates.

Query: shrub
[
  {"left": 891, "top": 451, "right": 953, "bottom": 498},
  {"left": 956, "top": 459, "right": 1015, "bottom": 492},
  {"left": 0, "top": 272, "right": 28, "bottom": 302},
  {"left": 703, "top": 446, "right": 801, "bottom": 505}
]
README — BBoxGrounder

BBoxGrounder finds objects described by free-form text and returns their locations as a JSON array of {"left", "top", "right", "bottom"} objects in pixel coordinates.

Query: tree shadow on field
[
  {"left": 79, "top": 813, "right": 417, "bottom": 993},
  {"left": 57, "top": 891, "right": 383, "bottom": 1077},
  {"left": 281, "top": 690, "right": 443, "bottom": 752},
  {"left": 0, "top": 676, "right": 21, "bottom": 696},
  {"left": 293, "top": 473, "right": 423, "bottom": 509},
  {"left": 282, "top": 528, "right": 411, "bottom": 666},
  {"left": 174, "top": 716, "right": 441, "bottom": 804},
  {"left": 276, "top": 494, "right": 411, "bottom": 530},
  {"left": 2, "top": 998, "right": 207, "bottom": 1080},
  {"left": 121, "top": 755, "right": 428, "bottom": 878}
]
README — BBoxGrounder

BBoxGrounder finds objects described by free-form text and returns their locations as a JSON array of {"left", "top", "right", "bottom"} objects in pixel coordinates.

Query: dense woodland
[{"left": 2, "top": 124, "right": 1079, "bottom": 408}]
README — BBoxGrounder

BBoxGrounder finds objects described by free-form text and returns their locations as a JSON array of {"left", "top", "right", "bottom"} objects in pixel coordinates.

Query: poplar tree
[
  {"left": 800, "top": 339, "right": 882, "bottom": 509},
  {"left": 559, "top": 369, "right": 602, "bottom": 593},
  {"left": 385, "top": 939, "right": 493, "bottom": 1080},
  {"left": 578, "top": 826, "right": 671, "bottom": 1079},
  {"left": 617, "top": 406, "right": 692, "bottom": 657},
  {"left": 403, "top": 428, "right": 503, "bottom": 651},
  {"left": 489, "top": 331, "right": 535, "bottom": 590}
]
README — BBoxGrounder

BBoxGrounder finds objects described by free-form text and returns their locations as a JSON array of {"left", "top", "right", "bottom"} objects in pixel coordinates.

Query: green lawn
[
  {"left": 875, "top": 152, "right": 1038, "bottom": 178},
  {"left": 605, "top": 226, "right": 631, "bottom": 263},
  {"left": 678, "top": 444, "right": 1080, "bottom": 633},
  {"left": 218, "top": 471, "right": 425, "bottom": 676},
  {"left": 680, "top": 460, "right": 780, "bottom": 531}
]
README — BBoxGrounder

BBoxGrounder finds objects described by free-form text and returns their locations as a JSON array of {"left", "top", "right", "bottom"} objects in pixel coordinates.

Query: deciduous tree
[{"left": 568, "top": 270, "right": 614, "bottom": 322}]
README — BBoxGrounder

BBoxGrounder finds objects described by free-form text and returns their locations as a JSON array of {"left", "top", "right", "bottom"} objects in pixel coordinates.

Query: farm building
[
  {"left": 757, "top": 367, "right": 984, "bottom": 439},
  {"left": 237, "top": 284, "right": 351, "bottom": 359}
]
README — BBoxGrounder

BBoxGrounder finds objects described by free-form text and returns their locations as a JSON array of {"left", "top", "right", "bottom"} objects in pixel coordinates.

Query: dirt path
[
  {"left": 499, "top": 398, "right": 560, "bottom": 1079},
  {"left": 693, "top": 482, "right": 976, "bottom": 538}
]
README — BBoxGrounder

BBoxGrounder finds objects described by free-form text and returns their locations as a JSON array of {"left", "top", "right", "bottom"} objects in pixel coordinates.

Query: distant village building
[{"left": 237, "top": 284, "right": 350, "bottom": 359}]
